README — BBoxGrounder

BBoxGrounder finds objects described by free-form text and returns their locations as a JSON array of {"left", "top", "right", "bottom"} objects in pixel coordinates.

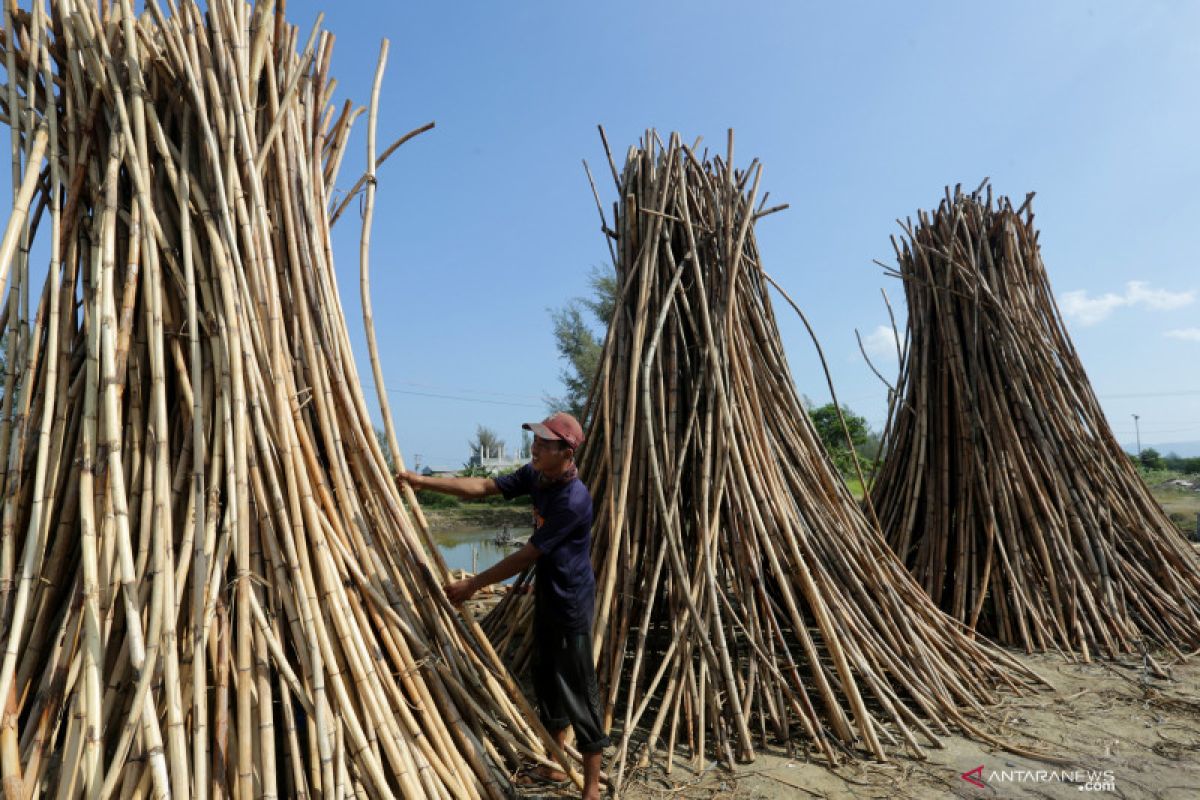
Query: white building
[{"left": 467, "top": 444, "right": 529, "bottom": 474}]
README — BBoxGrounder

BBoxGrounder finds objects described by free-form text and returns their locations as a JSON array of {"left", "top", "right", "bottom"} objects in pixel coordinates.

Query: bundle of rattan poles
[
  {"left": 0, "top": 1, "right": 577, "bottom": 796},
  {"left": 870, "top": 183, "right": 1200, "bottom": 661},
  {"left": 485, "top": 132, "right": 1046, "bottom": 791}
]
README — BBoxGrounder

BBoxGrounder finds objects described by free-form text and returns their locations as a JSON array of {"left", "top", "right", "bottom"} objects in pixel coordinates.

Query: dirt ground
[{"left": 519, "top": 649, "right": 1200, "bottom": 799}]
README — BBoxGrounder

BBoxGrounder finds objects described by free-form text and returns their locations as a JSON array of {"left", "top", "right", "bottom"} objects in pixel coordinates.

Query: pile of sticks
[
  {"left": 0, "top": 1, "right": 567, "bottom": 796},
  {"left": 489, "top": 132, "right": 1044, "bottom": 790},
  {"left": 870, "top": 183, "right": 1200, "bottom": 659}
]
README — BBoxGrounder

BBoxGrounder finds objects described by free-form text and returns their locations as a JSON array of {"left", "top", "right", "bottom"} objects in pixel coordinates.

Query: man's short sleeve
[
  {"left": 493, "top": 463, "right": 535, "bottom": 500},
  {"left": 529, "top": 492, "right": 587, "bottom": 555}
]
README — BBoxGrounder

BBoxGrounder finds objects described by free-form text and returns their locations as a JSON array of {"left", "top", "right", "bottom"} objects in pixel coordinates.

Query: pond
[{"left": 434, "top": 526, "right": 531, "bottom": 578}]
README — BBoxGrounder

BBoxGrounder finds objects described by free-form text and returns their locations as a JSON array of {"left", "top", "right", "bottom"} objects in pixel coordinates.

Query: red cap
[{"left": 523, "top": 412, "right": 584, "bottom": 450}]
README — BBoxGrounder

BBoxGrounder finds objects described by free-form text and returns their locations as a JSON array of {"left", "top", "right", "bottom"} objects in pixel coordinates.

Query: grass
[
  {"left": 1149, "top": 488, "right": 1200, "bottom": 538},
  {"left": 844, "top": 476, "right": 866, "bottom": 501},
  {"left": 1139, "top": 467, "right": 1191, "bottom": 486},
  {"left": 1135, "top": 468, "right": 1200, "bottom": 538}
]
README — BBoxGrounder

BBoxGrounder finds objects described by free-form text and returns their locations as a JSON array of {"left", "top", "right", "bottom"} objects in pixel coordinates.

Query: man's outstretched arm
[
  {"left": 398, "top": 470, "right": 500, "bottom": 499},
  {"left": 444, "top": 542, "right": 540, "bottom": 604}
]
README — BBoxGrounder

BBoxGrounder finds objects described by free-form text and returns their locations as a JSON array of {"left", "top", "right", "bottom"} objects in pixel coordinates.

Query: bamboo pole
[
  {"left": 871, "top": 183, "right": 1200, "bottom": 659},
  {"left": 485, "top": 130, "right": 1051, "bottom": 794},
  {"left": 0, "top": 1, "right": 553, "bottom": 795}
]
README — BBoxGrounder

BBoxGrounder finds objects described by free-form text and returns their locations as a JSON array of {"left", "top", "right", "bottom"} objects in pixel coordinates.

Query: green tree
[
  {"left": 1139, "top": 447, "right": 1165, "bottom": 471},
  {"left": 374, "top": 427, "right": 396, "bottom": 474},
  {"left": 548, "top": 265, "right": 616, "bottom": 420},
  {"left": 468, "top": 425, "right": 504, "bottom": 461},
  {"left": 809, "top": 403, "right": 872, "bottom": 475},
  {"left": 1162, "top": 452, "right": 1200, "bottom": 474},
  {"left": 856, "top": 429, "right": 883, "bottom": 464}
]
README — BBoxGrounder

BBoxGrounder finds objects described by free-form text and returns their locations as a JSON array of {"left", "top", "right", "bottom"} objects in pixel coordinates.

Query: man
[{"left": 398, "top": 412, "right": 606, "bottom": 800}]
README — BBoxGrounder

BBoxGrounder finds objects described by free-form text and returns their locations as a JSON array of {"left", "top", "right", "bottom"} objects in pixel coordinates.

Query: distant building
[{"left": 467, "top": 444, "right": 529, "bottom": 475}]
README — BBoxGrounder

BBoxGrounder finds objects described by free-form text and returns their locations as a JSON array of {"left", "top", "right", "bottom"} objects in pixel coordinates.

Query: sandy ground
[{"left": 517, "top": 649, "right": 1200, "bottom": 800}]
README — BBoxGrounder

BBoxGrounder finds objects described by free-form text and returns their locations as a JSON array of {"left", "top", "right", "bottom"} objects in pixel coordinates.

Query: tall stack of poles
[
  {"left": 870, "top": 183, "right": 1200, "bottom": 663},
  {"left": 0, "top": 1, "right": 577, "bottom": 796},
  {"left": 486, "top": 132, "right": 1047, "bottom": 793}
]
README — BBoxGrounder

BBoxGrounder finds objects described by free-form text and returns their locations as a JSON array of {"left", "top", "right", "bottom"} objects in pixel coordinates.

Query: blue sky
[
  {"left": 9, "top": 1, "right": 1200, "bottom": 467},
  {"left": 292, "top": 0, "right": 1200, "bottom": 466}
]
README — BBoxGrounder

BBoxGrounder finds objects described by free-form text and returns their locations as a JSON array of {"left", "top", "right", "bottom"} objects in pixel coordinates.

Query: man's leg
[
  {"left": 555, "top": 633, "right": 609, "bottom": 797},
  {"left": 532, "top": 627, "right": 571, "bottom": 781},
  {"left": 582, "top": 750, "right": 602, "bottom": 800}
]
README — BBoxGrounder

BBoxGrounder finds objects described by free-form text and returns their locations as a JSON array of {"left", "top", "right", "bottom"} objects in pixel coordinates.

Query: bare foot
[
  {"left": 514, "top": 764, "right": 569, "bottom": 785},
  {"left": 535, "top": 765, "right": 569, "bottom": 782}
]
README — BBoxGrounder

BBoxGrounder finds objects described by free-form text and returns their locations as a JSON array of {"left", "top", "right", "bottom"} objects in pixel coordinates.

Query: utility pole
[{"left": 1132, "top": 414, "right": 1141, "bottom": 457}]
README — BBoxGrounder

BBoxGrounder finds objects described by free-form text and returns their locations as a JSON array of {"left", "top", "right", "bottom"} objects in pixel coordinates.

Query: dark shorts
[{"left": 532, "top": 627, "right": 609, "bottom": 753}]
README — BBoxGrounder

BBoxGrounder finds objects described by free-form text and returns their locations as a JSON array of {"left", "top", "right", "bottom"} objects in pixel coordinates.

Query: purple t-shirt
[{"left": 494, "top": 463, "right": 595, "bottom": 635}]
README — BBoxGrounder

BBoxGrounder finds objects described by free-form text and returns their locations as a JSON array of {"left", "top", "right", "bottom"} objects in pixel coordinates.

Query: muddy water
[{"left": 435, "top": 526, "right": 530, "bottom": 578}]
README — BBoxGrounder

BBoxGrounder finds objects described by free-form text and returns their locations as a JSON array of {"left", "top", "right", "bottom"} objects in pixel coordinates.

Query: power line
[
  {"left": 364, "top": 383, "right": 545, "bottom": 409},
  {"left": 1098, "top": 389, "right": 1200, "bottom": 399},
  {"left": 393, "top": 388, "right": 542, "bottom": 408},
  {"left": 396, "top": 380, "right": 545, "bottom": 403}
]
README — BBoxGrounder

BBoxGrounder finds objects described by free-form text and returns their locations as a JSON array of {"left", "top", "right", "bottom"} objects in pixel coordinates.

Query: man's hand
[
  {"left": 395, "top": 470, "right": 426, "bottom": 491},
  {"left": 443, "top": 543, "right": 538, "bottom": 607},
  {"left": 443, "top": 577, "right": 478, "bottom": 605}
]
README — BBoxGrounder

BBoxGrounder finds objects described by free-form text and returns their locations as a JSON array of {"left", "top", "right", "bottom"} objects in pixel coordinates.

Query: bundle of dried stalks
[
  {"left": 871, "top": 183, "right": 1200, "bottom": 661},
  {"left": 486, "top": 133, "right": 1045, "bottom": 792},
  {"left": 0, "top": 1, "right": 570, "bottom": 796}
]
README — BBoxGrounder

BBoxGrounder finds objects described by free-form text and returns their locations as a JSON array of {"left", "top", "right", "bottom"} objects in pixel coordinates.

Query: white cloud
[
  {"left": 860, "top": 324, "right": 905, "bottom": 364},
  {"left": 1165, "top": 328, "right": 1200, "bottom": 342},
  {"left": 1059, "top": 290, "right": 1127, "bottom": 325},
  {"left": 1060, "top": 281, "right": 1194, "bottom": 326}
]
